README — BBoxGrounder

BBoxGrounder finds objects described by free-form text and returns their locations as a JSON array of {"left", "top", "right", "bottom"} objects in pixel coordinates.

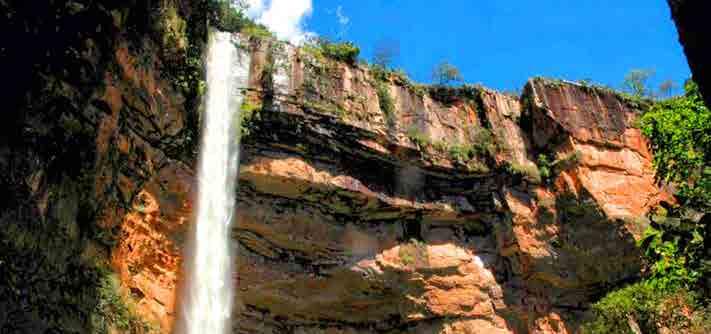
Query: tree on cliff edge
[
  {"left": 432, "top": 61, "right": 463, "bottom": 86},
  {"left": 623, "top": 68, "right": 655, "bottom": 98}
]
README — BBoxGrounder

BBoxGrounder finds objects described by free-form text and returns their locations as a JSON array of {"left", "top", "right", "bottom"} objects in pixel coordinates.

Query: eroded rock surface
[
  {"left": 1, "top": 7, "right": 674, "bottom": 332},
  {"left": 178, "top": 39, "right": 669, "bottom": 333}
]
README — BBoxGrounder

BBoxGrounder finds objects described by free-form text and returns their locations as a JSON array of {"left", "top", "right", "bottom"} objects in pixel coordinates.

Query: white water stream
[{"left": 178, "top": 31, "right": 250, "bottom": 334}]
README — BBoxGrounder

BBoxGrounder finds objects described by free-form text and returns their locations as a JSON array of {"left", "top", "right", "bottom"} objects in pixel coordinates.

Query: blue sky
[{"left": 300, "top": 0, "right": 690, "bottom": 93}]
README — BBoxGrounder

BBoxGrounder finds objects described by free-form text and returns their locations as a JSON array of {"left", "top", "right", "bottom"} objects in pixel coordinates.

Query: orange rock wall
[
  {"left": 111, "top": 38, "right": 672, "bottom": 333},
  {"left": 0, "top": 7, "right": 673, "bottom": 330}
]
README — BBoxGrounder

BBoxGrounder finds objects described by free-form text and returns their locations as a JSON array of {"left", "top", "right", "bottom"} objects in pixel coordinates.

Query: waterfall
[{"left": 178, "top": 31, "right": 250, "bottom": 334}]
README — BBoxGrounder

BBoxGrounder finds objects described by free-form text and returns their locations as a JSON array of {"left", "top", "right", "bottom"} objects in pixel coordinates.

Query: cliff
[
  {"left": 0, "top": 2, "right": 674, "bottom": 333},
  {"left": 0, "top": 0, "right": 205, "bottom": 332}
]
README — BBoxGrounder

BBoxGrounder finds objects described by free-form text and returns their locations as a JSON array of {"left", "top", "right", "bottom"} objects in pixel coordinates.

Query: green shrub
[
  {"left": 427, "top": 84, "right": 479, "bottom": 105},
  {"left": 583, "top": 284, "right": 710, "bottom": 334},
  {"left": 305, "top": 38, "right": 360, "bottom": 65},
  {"left": 208, "top": 0, "right": 249, "bottom": 32},
  {"left": 584, "top": 79, "right": 711, "bottom": 334},
  {"left": 207, "top": 0, "right": 274, "bottom": 39},
  {"left": 639, "top": 80, "right": 710, "bottom": 210},
  {"left": 241, "top": 23, "right": 274, "bottom": 39},
  {"left": 238, "top": 101, "right": 262, "bottom": 140},
  {"left": 406, "top": 126, "right": 429, "bottom": 148},
  {"left": 322, "top": 41, "right": 360, "bottom": 64},
  {"left": 640, "top": 224, "right": 698, "bottom": 291},
  {"left": 449, "top": 144, "right": 476, "bottom": 162},
  {"left": 376, "top": 80, "right": 396, "bottom": 125},
  {"left": 472, "top": 128, "right": 495, "bottom": 156},
  {"left": 506, "top": 162, "right": 542, "bottom": 184},
  {"left": 92, "top": 266, "right": 153, "bottom": 333},
  {"left": 639, "top": 210, "right": 708, "bottom": 292},
  {"left": 637, "top": 79, "right": 710, "bottom": 299},
  {"left": 536, "top": 154, "right": 552, "bottom": 182},
  {"left": 582, "top": 282, "right": 666, "bottom": 334},
  {"left": 370, "top": 65, "right": 426, "bottom": 97}
]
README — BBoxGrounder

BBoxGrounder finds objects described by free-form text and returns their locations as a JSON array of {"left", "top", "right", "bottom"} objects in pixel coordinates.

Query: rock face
[
  {"left": 0, "top": 0, "right": 204, "bottom": 332},
  {"left": 668, "top": 0, "right": 711, "bottom": 107},
  {"left": 122, "top": 36, "right": 670, "bottom": 332},
  {"left": 0, "top": 3, "right": 673, "bottom": 333}
]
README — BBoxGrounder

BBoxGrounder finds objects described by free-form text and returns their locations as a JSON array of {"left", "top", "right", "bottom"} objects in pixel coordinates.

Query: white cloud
[
  {"left": 242, "top": 0, "right": 264, "bottom": 19},
  {"left": 336, "top": 5, "right": 350, "bottom": 26},
  {"left": 243, "top": 0, "right": 314, "bottom": 45}
]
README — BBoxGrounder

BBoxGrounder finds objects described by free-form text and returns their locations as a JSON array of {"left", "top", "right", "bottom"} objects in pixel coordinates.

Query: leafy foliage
[
  {"left": 207, "top": 0, "right": 248, "bottom": 32},
  {"left": 206, "top": 0, "right": 273, "bottom": 38},
  {"left": 406, "top": 126, "right": 429, "bottom": 148},
  {"left": 471, "top": 128, "right": 496, "bottom": 157},
  {"left": 92, "top": 266, "right": 153, "bottom": 333},
  {"left": 639, "top": 209, "right": 709, "bottom": 292},
  {"left": 370, "top": 64, "right": 427, "bottom": 97},
  {"left": 241, "top": 23, "right": 274, "bottom": 39},
  {"left": 305, "top": 38, "right": 361, "bottom": 65},
  {"left": 449, "top": 143, "right": 477, "bottom": 163},
  {"left": 582, "top": 283, "right": 710, "bottom": 334},
  {"left": 639, "top": 80, "right": 711, "bottom": 210},
  {"left": 583, "top": 282, "right": 665, "bottom": 334},
  {"left": 585, "top": 80, "right": 711, "bottom": 333},
  {"left": 375, "top": 75, "right": 396, "bottom": 125},
  {"left": 536, "top": 154, "right": 552, "bottom": 182},
  {"left": 505, "top": 162, "right": 543, "bottom": 184},
  {"left": 238, "top": 101, "right": 262, "bottom": 140},
  {"left": 426, "top": 84, "right": 479, "bottom": 105}
]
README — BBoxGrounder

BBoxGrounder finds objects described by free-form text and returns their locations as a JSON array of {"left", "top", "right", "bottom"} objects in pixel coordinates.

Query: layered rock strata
[
  {"left": 122, "top": 37, "right": 670, "bottom": 333},
  {"left": 0, "top": 4, "right": 673, "bottom": 332}
]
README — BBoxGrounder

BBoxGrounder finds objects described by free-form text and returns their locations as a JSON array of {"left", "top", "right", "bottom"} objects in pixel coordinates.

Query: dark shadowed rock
[{"left": 668, "top": 0, "right": 711, "bottom": 107}]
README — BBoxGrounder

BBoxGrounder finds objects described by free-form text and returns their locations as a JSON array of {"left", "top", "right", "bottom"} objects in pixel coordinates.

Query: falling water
[{"left": 178, "top": 31, "right": 250, "bottom": 334}]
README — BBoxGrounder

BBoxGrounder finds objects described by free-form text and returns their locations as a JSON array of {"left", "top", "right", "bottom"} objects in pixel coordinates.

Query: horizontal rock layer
[
  {"left": 1, "top": 6, "right": 674, "bottom": 333},
  {"left": 115, "top": 36, "right": 669, "bottom": 333}
]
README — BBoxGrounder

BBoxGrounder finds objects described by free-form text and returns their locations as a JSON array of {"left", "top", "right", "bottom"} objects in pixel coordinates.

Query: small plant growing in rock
[
  {"left": 238, "top": 100, "right": 262, "bottom": 139},
  {"left": 406, "top": 126, "right": 429, "bottom": 148},
  {"left": 448, "top": 144, "right": 476, "bottom": 163},
  {"left": 536, "top": 154, "right": 552, "bottom": 182},
  {"left": 398, "top": 239, "right": 427, "bottom": 266},
  {"left": 472, "top": 128, "right": 496, "bottom": 157},
  {"left": 376, "top": 80, "right": 396, "bottom": 125},
  {"left": 506, "top": 162, "right": 543, "bottom": 184}
]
